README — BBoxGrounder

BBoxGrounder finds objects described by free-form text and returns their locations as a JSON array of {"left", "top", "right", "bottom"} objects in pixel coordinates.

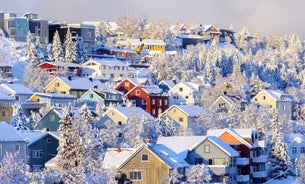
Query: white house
[
  {"left": 82, "top": 58, "right": 128, "bottom": 83},
  {"left": 0, "top": 83, "right": 33, "bottom": 103},
  {"left": 168, "top": 82, "right": 205, "bottom": 106}
]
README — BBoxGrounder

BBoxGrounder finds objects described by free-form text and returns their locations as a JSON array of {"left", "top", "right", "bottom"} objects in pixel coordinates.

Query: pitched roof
[
  {"left": 18, "top": 130, "right": 48, "bottom": 146},
  {"left": 159, "top": 80, "right": 176, "bottom": 89},
  {"left": 0, "top": 91, "right": 14, "bottom": 100},
  {"left": 212, "top": 95, "right": 241, "bottom": 109},
  {"left": 53, "top": 76, "right": 105, "bottom": 90},
  {"left": 30, "top": 92, "right": 77, "bottom": 99},
  {"left": 141, "top": 86, "right": 164, "bottom": 95},
  {"left": 203, "top": 136, "right": 239, "bottom": 157},
  {"left": 167, "top": 105, "right": 205, "bottom": 117},
  {"left": 103, "top": 148, "right": 136, "bottom": 169},
  {"left": 263, "top": 89, "right": 292, "bottom": 101},
  {"left": 83, "top": 58, "right": 127, "bottom": 67},
  {"left": 38, "top": 61, "right": 81, "bottom": 68},
  {"left": 0, "top": 122, "right": 25, "bottom": 142},
  {"left": 105, "top": 106, "right": 154, "bottom": 121},
  {"left": 0, "top": 83, "right": 33, "bottom": 95}
]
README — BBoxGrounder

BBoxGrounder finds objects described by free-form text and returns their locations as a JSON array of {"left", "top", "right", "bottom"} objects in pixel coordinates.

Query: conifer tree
[
  {"left": 64, "top": 28, "right": 76, "bottom": 62},
  {"left": 75, "top": 35, "right": 87, "bottom": 63},
  {"left": 24, "top": 31, "right": 37, "bottom": 63},
  {"left": 52, "top": 30, "right": 64, "bottom": 61}
]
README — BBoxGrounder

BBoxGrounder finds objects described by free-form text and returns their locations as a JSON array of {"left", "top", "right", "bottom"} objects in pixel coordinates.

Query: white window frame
[{"left": 33, "top": 150, "right": 43, "bottom": 158}]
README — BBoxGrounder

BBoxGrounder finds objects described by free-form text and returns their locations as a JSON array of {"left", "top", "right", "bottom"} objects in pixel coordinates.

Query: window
[
  {"left": 49, "top": 115, "right": 55, "bottom": 121},
  {"left": 152, "top": 109, "right": 156, "bottom": 115},
  {"left": 125, "top": 82, "right": 129, "bottom": 87},
  {"left": 2, "top": 111, "right": 6, "bottom": 117},
  {"left": 46, "top": 138, "right": 52, "bottom": 143},
  {"left": 185, "top": 96, "right": 189, "bottom": 99},
  {"left": 179, "top": 87, "right": 183, "bottom": 92},
  {"left": 130, "top": 171, "right": 142, "bottom": 181},
  {"left": 301, "top": 147, "right": 305, "bottom": 153},
  {"left": 136, "top": 90, "right": 140, "bottom": 95},
  {"left": 208, "top": 159, "right": 213, "bottom": 165},
  {"left": 263, "top": 96, "right": 266, "bottom": 100},
  {"left": 214, "top": 158, "right": 226, "bottom": 165},
  {"left": 32, "top": 165, "right": 43, "bottom": 172},
  {"left": 195, "top": 158, "right": 203, "bottom": 165},
  {"left": 204, "top": 145, "right": 210, "bottom": 153},
  {"left": 15, "top": 144, "right": 20, "bottom": 152},
  {"left": 141, "top": 154, "right": 148, "bottom": 161},
  {"left": 179, "top": 117, "right": 183, "bottom": 122},
  {"left": 292, "top": 147, "right": 297, "bottom": 154},
  {"left": 142, "top": 99, "right": 147, "bottom": 105},
  {"left": 118, "top": 121, "right": 122, "bottom": 126},
  {"left": 33, "top": 150, "right": 42, "bottom": 158},
  {"left": 158, "top": 99, "right": 162, "bottom": 106},
  {"left": 89, "top": 94, "right": 94, "bottom": 99},
  {"left": 55, "top": 82, "right": 60, "bottom": 87},
  {"left": 152, "top": 99, "right": 155, "bottom": 105},
  {"left": 164, "top": 99, "right": 168, "bottom": 106}
]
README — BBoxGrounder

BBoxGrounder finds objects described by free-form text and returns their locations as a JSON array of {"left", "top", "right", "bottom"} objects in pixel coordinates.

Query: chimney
[
  {"left": 89, "top": 77, "right": 93, "bottom": 82},
  {"left": 67, "top": 76, "right": 72, "bottom": 81}
]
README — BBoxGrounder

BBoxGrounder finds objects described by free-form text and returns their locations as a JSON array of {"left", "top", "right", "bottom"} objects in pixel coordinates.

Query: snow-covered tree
[
  {"left": 169, "top": 168, "right": 185, "bottom": 184},
  {"left": 24, "top": 31, "right": 37, "bottom": 63},
  {"left": 100, "top": 120, "right": 121, "bottom": 148},
  {"left": 23, "top": 61, "right": 50, "bottom": 92},
  {"left": 75, "top": 35, "right": 87, "bottom": 63},
  {"left": 0, "top": 152, "right": 30, "bottom": 184},
  {"left": 10, "top": 104, "right": 33, "bottom": 130},
  {"left": 185, "top": 164, "right": 211, "bottom": 184},
  {"left": 56, "top": 104, "right": 86, "bottom": 183},
  {"left": 52, "top": 30, "right": 64, "bottom": 61},
  {"left": 268, "top": 109, "right": 293, "bottom": 179},
  {"left": 297, "top": 154, "right": 305, "bottom": 183},
  {"left": 64, "top": 28, "right": 76, "bottom": 62}
]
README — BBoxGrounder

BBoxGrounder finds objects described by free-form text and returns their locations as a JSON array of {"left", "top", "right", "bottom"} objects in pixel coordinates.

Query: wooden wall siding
[
  {"left": 120, "top": 147, "right": 170, "bottom": 184},
  {"left": 219, "top": 132, "right": 243, "bottom": 145},
  {"left": 167, "top": 107, "right": 188, "bottom": 128}
]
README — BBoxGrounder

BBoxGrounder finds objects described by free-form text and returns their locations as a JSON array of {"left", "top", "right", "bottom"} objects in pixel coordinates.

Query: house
[
  {"left": 0, "top": 83, "right": 33, "bottom": 104},
  {"left": 198, "top": 24, "right": 221, "bottom": 40},
  {"left": 251, "top": 89, "right": 293, "bottom": 119},
  {"left": 168, "top": 82, "right": 205, "bottom": 106},
  {"left": 44, "top": 76, "right": 105, "bottom": 99},
  {"left": 101, "top": 21, "right": 122, "bottom": 36},
  {"left": 124, "top": 85, "right": 169, "bottom": 117},
  {"left": 111, "top": 144, "right": 189, "bottom": 183},
  {"left": 285, "top": 133, "right": 305, "bottom": 175},
  {"left": 93, "top": 46, "right": 136, "bottom": 62},
  {"left": 0, "top": 63, "right": 13, "bottom": 79},
  {"left": 116, "top": 38, "right": 166, "bottom": 55},
  {"left": 127, "top": 68, "right": 151, "bottom": 85},
  {"left": 176, "top": 34, "right": 207, "bottom": 49},
  {"left": 78, "top": 87, "right": 124, "bottom": 109},
  {"left": 27, "top": 92, "right": 76, "bottom": 110},
  {"left": 207, "top": 128, "right": 268, "bottom": 184},
  {"left": 36, "top": 107, "right": 80, "bottom": 131},
  {"left": 38, "top": 61, "right": 82, "bottom": 76},
  {"left": 19, "top": 130, "right": 60, "bottom": 171},
  {"left": 81, "top": 58, "right": 128, "bottom": 83},
  {"left": 157, "top": 136, "right": 239, "bottom": 183},
  {"left": 212, "top": 94, "right": 247, "bottom": 112},
  {"left": 114, "top": 78, "right": 148, "bottom": 94},
  {"left": 0, "top": 122, "right": 27, "bottom": 162},
  {"left": 158, "top": 80, "right": 176, "bottom": 93},
  {"left": 162, "top": 105, "right": 205, "bottom": 129},
  {"left": 0, "top": 91, "right": 15, "bottom": 122},
  {"left": 103, "top": 106, "right": 154, "bottom": 125}
]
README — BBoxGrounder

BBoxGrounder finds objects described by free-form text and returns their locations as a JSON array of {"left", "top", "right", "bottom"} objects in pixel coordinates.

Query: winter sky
[{"left": 1, "top": 0, "right": 305, "bottom": 38}]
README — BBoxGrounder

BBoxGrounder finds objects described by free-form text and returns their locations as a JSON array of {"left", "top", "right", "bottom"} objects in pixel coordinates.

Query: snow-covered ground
[{"left": 266, "top": 177, "right": 296, "bottom": 184}]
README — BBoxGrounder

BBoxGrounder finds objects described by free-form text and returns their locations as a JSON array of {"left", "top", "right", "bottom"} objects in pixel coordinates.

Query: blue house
[{"left": 158, "top": 80, "right": 176, "bottom": 93}]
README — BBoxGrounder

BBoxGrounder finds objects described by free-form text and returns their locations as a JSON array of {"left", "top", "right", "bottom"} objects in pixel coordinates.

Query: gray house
[{"left": 0, "top": 122, "right": 27, "bottom": 162}]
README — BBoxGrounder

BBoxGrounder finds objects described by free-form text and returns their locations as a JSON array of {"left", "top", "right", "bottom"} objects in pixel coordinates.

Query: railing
[
  {"left": 252, "top": 155, "right": 268, "bottom": 163},
  {"left": 252, "top": 171, "right": 268, "bottom": 178},
  {"left": 208, "top": 165, "right": 236, "bottom": 175},
  {"left": 236, "top": 157, "right": 249, "bottom": 165},
  {"left": 237, "top": 175, "right": 250, "bottom": 182}
]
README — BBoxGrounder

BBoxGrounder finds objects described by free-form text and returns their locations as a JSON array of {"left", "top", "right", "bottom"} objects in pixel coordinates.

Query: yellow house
[
  {"left": 117, "top": 38, "right": 166, "bottom": 54},
  {"left": 251, "top": 89, "right": 293, "bottom": 119},
  {"left": 103, "top": 107, "right": 154, "bottom": 125},
  {"left": 115, "top": 144, "right": 189, "bottom": 184},
  {"left": 162, "top": 105, "right": 205, "bottom": 129},
  {"left": 44, "top": 76, "right": 104, "bottom": 99},
  {"left": 0, "top": 98, "right": 14, "bottom": 123}
]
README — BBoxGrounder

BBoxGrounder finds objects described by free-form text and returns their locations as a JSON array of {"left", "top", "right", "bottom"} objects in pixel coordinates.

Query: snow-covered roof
[
  {"left": 141, "top": 85, "right": 164, "bottom": 95},
  {"left": 127, "top": 39, "right": 166, "bottom": 46},
  {"left": 285, "top": 133, "right": 305, "bottom": 143},
  {"left": 103, "top": 148, "right": 136, "bottom": 169},
  {"left": 0, "top": 91, "right": 15, "bottom": 100},
  {"left": 177, "top": 34, "right": 203, "bottom": 39},
  {"left": 171, "top": 82, "right": 204, "bottom": 93},
  {"left": 199, "top": 24, "right": 213, "bottom": 32},
  {"left": 31, "top": 92, "right": 76, "bottom": 99},
  {"left": 55, "top": 76, "right": 105, "bottom": 90},
  {"left": 0, "top": 62, "right": 13, "bottom": 67},
  {"left": 212, "top": 95, "right": 241, "bottom": 109},
  {"left": 83, "top": 58, "right": 127, "bottom": 67},
  {"left": 157, "top": 136, "right": 205, "bottom": 155},
  {"left": 18, "top": 130, "right": 48, "bottom": 146},
  {"left": 38, "top": 61, "right": 82, "bottom": 68},
  {"left": 105, "top": 106, "right": 154, "bottom": 121},
  {"left": 232, "top": 129, "right": 256, "bottom": 139},
  {"left": 159, "top": 80, "right": 176, "bottom": 89},
  {"left": 262, "top": 89, "right": 292, "bottom": 102},
  {"left": 0, "top": 83, "right": 33, "bottom": 95},
  {"left": 0, "top": 122, "right": 25, "bottom": 142},
  {"left": 105, "top": 21, "right": 119, "bottom": 31},
  {"left": 52, "top": 108, "right": 81, "bottom": 118},
  {"left": 167, "top": 105, "right": 205, "bottom": 117},
  {"left": 151, "top": 144, "right": 189, "bottom": 168}
]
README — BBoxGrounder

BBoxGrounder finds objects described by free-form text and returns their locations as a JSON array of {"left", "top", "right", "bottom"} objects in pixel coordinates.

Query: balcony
[
  {"left": 252, "top": 171, "right": 268, "bottom": 178},
  {"left": 208, "top": 165, "right": 236, "bottom": 175},
  {"left": 236, "top": 158, "right": 249, "bottom": 165},
  {"left": 252, "top": 155, "right": 268, "bottom": 163},
  {"left": 237, "top": 175, "right": 250, "bottom": 182}
]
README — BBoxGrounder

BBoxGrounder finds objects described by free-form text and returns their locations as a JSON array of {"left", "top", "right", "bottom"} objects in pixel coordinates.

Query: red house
[
  {"left": 207, "top": 128, "right": 268, "bottom": 184},
  {"left": 38, "top": 62, "right": 82, "bottom": 76},
  {"left": 114, "top": 78, "right": 149, "bottom": 94},
  {"left": 124, "top": 85, "right": 169, "bottom": 117}
]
